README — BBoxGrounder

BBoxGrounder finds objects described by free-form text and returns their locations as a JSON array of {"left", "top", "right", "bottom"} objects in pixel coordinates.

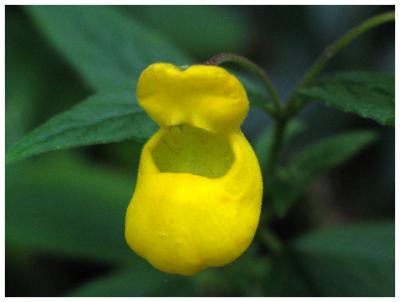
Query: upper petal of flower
[{"left": 137, "top": 63, "right": 249, "bottom": 133}]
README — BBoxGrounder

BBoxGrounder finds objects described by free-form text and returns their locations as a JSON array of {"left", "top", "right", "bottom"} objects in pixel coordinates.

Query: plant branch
[
  {"left": 204, "top": 52, "right": 282, "bottom": 116},
  {"left": 285, "top": 11, "right": 395, "bottom": 116}
]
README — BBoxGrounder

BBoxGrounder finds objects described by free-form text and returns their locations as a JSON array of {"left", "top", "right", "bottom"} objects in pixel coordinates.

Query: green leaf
[
  {"left": 6, "top": 6, "right": 91, "bottom": 154},
  {"left": 270, "top": 130, "right": 378, "bottom": 217},
  {"left": 26, "top": 6, "right": 192, "bottom": 91},
  {"left": 6, "top": 11, "right": 42, "bottom": 149},
  {"left": 8, "top": 6, "right": 192, "bottom": 164},
  {"left": 291, "top": 222, "right": 394, "bottom": 296},
  {"left": 254, "top": 120, "right": 306, "bottom": 169},
  {"left": 124, "top": 6, "right": 253, "bottom": 58},
  {"left": 68, "top": 266, "right": 194, "bottom": 297},
  {"left": 263, "top": 251, "right": 315, "bottom": 296},
  {"left": 6, "top": 90, "right": 156, "bottom": 164},
  {"left": 6, "top": 155, "right": 138, "bottom": 264},
  {"left": 285, "top": 130, "right": 378, "bottom": 179},
  {"left": 298, "top": 71, "right": 395, "bottom": 126}
]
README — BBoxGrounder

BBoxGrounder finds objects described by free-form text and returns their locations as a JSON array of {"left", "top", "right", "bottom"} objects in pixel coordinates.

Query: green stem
[
  {"left": 286, "top": 11, "right": 395, "bottom": 115},
  {"left": 266, "top": 119, "right": 286, "bottom": 176},
  {"left": 204, "top": 52, "right": 282, "bottom": 115}
]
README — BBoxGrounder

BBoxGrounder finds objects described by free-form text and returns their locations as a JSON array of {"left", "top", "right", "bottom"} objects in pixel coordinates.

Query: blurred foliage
[
  {"left": 268, "top": 130, "right": 379, "bottom": 217},
  {"left": 265, "top": 222, "right": 394, "bottom": 296},
  {"left": 7, "top": 155, "right": 136, "bottom": 264},
  {"left": 291, "top": 222, "right": 394, "bottom": 296},
  {"left": 27, "top": 5, "right": 191, "bottom": 91},
  {"left": 123, "top": 6, "right": 254, "bottom": 59},
  {"left": 254, "top": 120, "right": 306, "bottom": 169},
  {"left": 6, "top": 5, "right": 394, "bottom": 297}
]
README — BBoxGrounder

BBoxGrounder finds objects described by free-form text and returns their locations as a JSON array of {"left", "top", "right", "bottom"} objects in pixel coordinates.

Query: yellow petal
[
  {"left": 137, "top": 63, "right": 249, "bottom": 133},
  {"left": 125, "top": 63, "right": 263, "bottom": 276}
]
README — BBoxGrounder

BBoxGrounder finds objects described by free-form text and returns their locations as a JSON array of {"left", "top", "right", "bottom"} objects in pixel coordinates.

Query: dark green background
[{"left": 6, "top": 5, "right": 394, "bottom": 297}]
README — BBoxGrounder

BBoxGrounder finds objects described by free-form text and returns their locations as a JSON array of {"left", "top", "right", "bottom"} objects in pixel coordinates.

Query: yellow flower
[{"left": 125, "top": 63, "right": 263, "bottom": 276}]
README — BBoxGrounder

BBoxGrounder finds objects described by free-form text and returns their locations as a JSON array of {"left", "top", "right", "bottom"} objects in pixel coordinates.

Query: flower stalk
[{"left": 204, "top": 52, "right": 282, "bottom": 117}]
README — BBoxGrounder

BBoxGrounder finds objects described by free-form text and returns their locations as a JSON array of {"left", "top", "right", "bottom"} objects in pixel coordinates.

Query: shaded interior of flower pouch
[{"left": 152, "top": 124, "right": 234, "bottom": 178}]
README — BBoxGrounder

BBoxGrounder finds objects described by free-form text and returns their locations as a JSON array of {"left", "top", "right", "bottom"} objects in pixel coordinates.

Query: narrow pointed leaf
[{"left": 6, "top": 90, "right": 156, "bottom": 164}]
